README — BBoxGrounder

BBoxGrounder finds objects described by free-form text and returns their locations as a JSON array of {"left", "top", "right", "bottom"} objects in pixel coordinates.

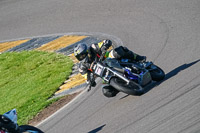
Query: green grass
[{"left": 0, "top": 51, "right": 73, "bottom": 125}]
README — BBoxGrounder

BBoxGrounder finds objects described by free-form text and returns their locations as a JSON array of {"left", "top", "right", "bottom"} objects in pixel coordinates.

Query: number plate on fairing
[{"left": 94, "top": 64, "right": 104, "bottom": 76}]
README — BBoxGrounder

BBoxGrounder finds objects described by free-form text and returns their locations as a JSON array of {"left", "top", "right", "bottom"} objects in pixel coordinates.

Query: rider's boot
[
  {"left": 125, "top": 51, "right": 146, "bottom": 62},
  {"left": 135, "top": 54, "right": 146, "bottom": 62}
]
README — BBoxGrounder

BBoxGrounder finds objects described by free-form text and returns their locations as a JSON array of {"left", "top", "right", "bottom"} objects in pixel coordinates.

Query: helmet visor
[{"left": 76, "top": 53, "right": 87, "bottom": 61}]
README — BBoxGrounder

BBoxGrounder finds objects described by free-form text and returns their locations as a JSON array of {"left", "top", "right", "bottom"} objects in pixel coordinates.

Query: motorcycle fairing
[{"left": 3, "top": 109, "right": 17, "bottom": 124}]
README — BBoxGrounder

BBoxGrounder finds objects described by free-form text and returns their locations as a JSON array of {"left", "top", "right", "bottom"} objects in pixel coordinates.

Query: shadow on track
[
  {"left": 120, "top": 59, "right": 200, "bottom": 99},
  {"left": 88, "top": 124, "right": 106, "bottom": 133},
  {"left": 144, "top": 59, "right": 200, "bottom": 93}
]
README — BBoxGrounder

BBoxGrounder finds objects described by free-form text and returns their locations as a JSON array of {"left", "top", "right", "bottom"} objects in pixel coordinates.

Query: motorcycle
[
  {"left": 0, "top": 109, "right": 43, "bottom": 133},
  {"left": 88, "top": 51, "right": 165, "bottom": 97}
]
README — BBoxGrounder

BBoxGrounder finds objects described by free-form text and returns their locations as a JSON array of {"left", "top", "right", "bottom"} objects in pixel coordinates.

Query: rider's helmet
[{"left": 74, "top": 43, "right": 88, "bottom": 61}]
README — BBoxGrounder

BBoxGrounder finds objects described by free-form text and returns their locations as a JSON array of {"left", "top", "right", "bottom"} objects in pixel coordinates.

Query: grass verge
[{"left": 0, "top": 51, "right": 73, "bottom": 125}]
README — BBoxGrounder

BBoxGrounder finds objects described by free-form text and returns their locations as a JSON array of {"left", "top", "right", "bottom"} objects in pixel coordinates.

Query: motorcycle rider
[{"left": 74, "top": 39, "right": 146, "bottom": 97}]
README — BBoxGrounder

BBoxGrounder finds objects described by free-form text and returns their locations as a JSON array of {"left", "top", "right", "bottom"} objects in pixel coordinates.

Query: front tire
[
  {"left": 19, "top": 125, "right": 44, "bottom": 133},
  {"left": 110, "top": 77, "right": 144, "bottom": 96}
]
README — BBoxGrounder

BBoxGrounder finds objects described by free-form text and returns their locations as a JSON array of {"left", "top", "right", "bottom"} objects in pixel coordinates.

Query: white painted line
[{"left": 36, "top": 89, "right": 87, "bottom": 127}]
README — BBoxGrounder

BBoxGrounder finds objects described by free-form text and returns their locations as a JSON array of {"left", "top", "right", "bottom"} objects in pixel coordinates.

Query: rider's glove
[{"left": 86, "top": 80, "right": 96, "bottom": 87}]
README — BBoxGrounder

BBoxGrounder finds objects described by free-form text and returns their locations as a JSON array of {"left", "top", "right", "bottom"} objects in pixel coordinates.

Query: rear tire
[
  {"left": 110, "top": 77, "right": 144, "bottom": 96},
  {"left": 150, "top": 66, "right": 165, "bottom": 81},
  {"left": 19, "top": 125, "right": 44, "bottom": 133}
]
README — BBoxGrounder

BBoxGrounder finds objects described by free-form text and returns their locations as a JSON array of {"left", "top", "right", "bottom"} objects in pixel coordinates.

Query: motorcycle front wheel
[
  {"left": 110, "top": 77, "right": 144, "bottom": 96},
  {"left": 19, "top": 125, "right": 44, "bottom": 133}
]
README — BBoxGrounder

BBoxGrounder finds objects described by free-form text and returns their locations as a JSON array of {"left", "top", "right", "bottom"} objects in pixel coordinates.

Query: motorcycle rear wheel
[
  {"left": 150, "top": 65, "right": 165, "bottom": 81},
  {"left": 110, "top": 77, "right": 144, "bottom": 96}
]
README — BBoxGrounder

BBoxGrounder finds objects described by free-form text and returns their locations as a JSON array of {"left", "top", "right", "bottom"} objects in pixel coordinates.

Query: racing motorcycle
[
  {"left": 88, "top": 52, "right": 165, "bottom": 97},
  {"left": 0, "top": 109, "right": 43, "bottom": 133}
]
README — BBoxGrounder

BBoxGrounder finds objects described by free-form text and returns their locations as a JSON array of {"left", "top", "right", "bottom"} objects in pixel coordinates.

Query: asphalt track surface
[{"left": 0, "top": 0, "right": 200, "bottom": 133}]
